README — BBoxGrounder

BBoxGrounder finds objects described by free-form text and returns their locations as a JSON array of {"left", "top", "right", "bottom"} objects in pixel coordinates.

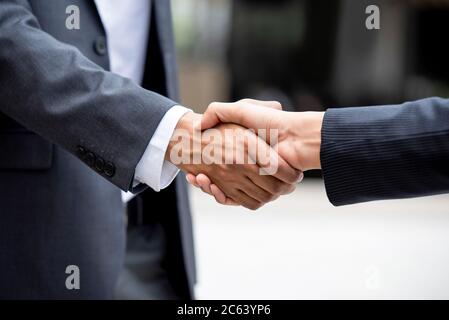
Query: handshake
[{"left": 165, "top": 99, "right": 325, "bottom": 210}]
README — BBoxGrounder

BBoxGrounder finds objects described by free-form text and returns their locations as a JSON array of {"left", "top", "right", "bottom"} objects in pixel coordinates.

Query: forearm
[
  {"left": 0, "top": 1, "right": 176, "bottom": 191},
  {"left": 321, "top": 97, "right": 449, "bottom": 206}
]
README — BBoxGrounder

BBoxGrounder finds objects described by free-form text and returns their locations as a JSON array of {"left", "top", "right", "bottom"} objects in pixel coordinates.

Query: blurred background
[{"left": 172, "top": 0, "right": 449, "bottom": 299}]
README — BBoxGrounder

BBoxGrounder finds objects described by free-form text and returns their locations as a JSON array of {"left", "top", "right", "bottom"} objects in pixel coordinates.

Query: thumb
[
  {"left": 201, "top": 102, "right": 240, "bottom": 130},
  {"left": 202, "top": 101, "right": 280, "bottom": 131},
  {"left": 238, "top": 99, "right": 282, "bottom": 110}
]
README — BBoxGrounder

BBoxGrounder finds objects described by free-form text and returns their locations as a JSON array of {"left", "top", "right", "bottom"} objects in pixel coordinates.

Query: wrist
[
  {"left": 165, "top": 111, "right": 201, "bottom": 166},
  {"left": 290, "top": 112, "right": 324, "bottom": 171}
]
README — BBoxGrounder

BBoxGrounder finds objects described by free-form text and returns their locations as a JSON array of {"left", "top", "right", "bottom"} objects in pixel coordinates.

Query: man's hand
[
  {"left": 185, "top": 99, "right": 324, "bottom": 205},
  {"left": 165, "top": 111, "right": 302, "bottom": 210}
]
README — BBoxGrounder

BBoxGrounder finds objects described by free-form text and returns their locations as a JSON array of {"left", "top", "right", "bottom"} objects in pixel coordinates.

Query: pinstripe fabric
[{"left": 321, "top": 97, "right": 449, "bottom": 206}]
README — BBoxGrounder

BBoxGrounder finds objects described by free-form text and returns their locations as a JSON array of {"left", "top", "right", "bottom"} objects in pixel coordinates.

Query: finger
[
  {"left": 272, "top": 156, "right": 303, "bottom": 184},
  {"left": 232, "top": 189, "right": 263, "bottom": 211},
  {"left": 239, "top": 99, "right": 282, "bottom": 110},
  {"left": 222, "top": 189, "right": 263, "bottom": 210},
  {"left": 186, "top": 173, "right": 200, "bottom": 188},
  {"left": 196, "top": 173, "right": 213, "bottom": 194},
  {"left": 209, "top": 183, "right": 227, "bottom": 204},
  {"left": 201, "top": 102, "right": 237, "bottom": 130},
  {"left": 207, "top": 170, "right": 265, "bottom": 209},
  {"left": 238, "top": 175, "right": 276, "bottom": 204},
  {"left": 246, "top": 132, "right": 301, "bottom": 183},
  {"left": 195, "top": 174, "right": 240, "bottom": 206},
  {"left": 247, "top": 168, "right": 296, "bottom": 196},
  {"left": 210, "top": 184, "right": 239, "bottom": 206}
]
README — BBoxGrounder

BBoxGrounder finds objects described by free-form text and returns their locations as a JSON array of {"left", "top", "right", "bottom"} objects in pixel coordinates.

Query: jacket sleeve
[
  {"left": 321, "top": 97, "right": 449, "bottom": 206},
  {"left": 0, "top": 0, "right": 177, "bottom": 191}
]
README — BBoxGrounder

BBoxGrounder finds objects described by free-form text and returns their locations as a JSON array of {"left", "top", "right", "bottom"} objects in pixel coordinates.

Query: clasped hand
[{"left": 166, "top": 99, "right": 324, "bottom": 210}]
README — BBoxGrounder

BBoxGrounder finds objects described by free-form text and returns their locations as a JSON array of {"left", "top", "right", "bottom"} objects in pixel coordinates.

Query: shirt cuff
[{"left": 134, "top": 105, "right": 191, "bottom": 192}]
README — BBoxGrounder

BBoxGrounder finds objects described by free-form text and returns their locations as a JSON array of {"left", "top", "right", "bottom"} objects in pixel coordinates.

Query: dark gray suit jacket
[
  {"left": 0, "top": 0, "right": 195, "bottom": 299},
  {"left": 321, "top": 97, "right": 449, "bottom": 206}
]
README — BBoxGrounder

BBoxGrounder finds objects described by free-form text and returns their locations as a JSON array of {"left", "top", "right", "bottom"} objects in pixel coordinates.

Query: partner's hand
[
  {"left": 166, "top": 111, "right": 302, "bottom": 210},
  {"left": 186, "top": 99, "right": 323, "bottom": 204},
  {"left": 201, "top": 99, "right": 324, "bottom": 171}
]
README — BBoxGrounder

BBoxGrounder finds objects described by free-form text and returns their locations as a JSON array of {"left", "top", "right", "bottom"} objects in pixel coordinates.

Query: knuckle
[
  {"left": 286, "top": 184, "right": 296, "bottom": 194},
  {"left": 285, "top": 170, "right": 301, "bottom": 184},
  {"left": 216, "top": 164, "right": 226, "bottom": 177},
  {"left": 207, "top": 101, "right": 220, "bottom": 111},
  {"left": 271, "top": 182, "right": 284, "bottom": 194},
  {"left": 217, "top": 164, "right": 232, "bottom": 180},
  {"left": 277, "top": 181, "right": 296, "bottom": 195},
  {"left": 273, "top": 101, "right": 282, "bottom": 110},
  {"left": 261, "top": 193, "right": 273, "bottom": 203},
  {"left": 280, "top": 182, "right": 294, "bottom": 193},
  {"left": 239, "top": 98, "right": 251, "bottom": 104}
]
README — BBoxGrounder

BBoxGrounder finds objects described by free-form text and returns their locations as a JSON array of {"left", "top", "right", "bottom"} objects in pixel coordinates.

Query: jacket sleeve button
[
  {"left": 85, "top": 152, "right": 96, "bottom": 167},
  {"left": 104, "top": 162, "right": 116, "bottom": 177},
  {"left": 94, "top": 157, "right": 105, "bottom": 172},
  {"left": 94, "top": 36, "right": 107, "bottom": 56},
  {"left": 76, "top": 146, "right": 86, "bottom": 157}
]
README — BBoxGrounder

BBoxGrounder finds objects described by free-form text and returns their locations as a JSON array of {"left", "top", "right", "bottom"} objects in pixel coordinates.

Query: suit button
[
  {"left": 104, "top": 161, "right": 115, "bottom": 177},
  {"left": 95, "top": 157, "right": 105, "bottom": 172},
  {"left": 76, "top": 146, "right": 86, "bottom": 157},
  {"left": 94, "top": 36, "right": 107, "bottom": 56},
  {"left": 85, "top": 152, "right": 96, "bottom": 167}
]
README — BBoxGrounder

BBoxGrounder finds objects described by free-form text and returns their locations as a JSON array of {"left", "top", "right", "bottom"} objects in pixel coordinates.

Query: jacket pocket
[{"left": 0, "top": 131, "right": 53, "bottom": 170}]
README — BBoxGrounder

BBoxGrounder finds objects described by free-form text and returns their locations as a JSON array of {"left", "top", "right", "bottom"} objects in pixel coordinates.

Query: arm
[
  {"left": 321, "top": 97, "right": 449, "bottom": 205},
  {"left": 192, "top": 97, "right": 449, "bottom": 206},
  {"left": 0, "top": 1, "right": 300, "bottom": 208},
  {"left": 0, "top": 0, "right": 175, "bottom": 191}
]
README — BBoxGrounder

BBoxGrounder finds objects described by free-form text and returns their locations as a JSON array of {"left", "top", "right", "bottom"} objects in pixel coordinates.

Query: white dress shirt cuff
[{"left": 134, "top": 105, "right": 191, "bottom": 192}]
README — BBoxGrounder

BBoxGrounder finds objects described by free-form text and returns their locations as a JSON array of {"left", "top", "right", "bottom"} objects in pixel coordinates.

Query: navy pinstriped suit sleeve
[{"left": 321, "top": 97, "right": 449, "bottom": 206}]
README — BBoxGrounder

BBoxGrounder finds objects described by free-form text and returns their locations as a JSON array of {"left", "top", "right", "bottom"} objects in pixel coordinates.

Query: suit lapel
[{"left": 152, "top": 0, "right": 179, "bottom": 101}]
